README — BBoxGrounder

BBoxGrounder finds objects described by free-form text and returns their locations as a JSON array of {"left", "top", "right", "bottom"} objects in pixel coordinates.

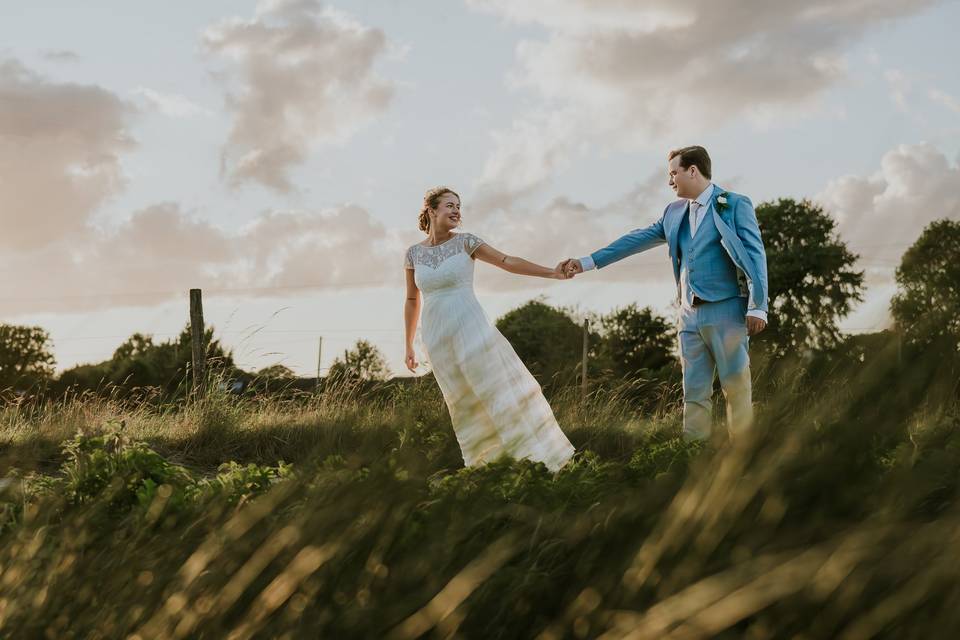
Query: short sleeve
[
  {"left": 404, "top": 247, "right": 415, "bottom": 270},
  {"left": 463, "top": 233, "right": 485, "bottom": 256}
]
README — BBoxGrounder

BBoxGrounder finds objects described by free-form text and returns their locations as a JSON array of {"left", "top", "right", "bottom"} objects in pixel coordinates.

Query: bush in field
[
  {"left": 627, "top": 438, "right": 705, "bottom": 479},
  {"left": 59, "top": 428, "right": 193, "bottom": 508},
  {"left": 191, "top": 460, "right": 293, "bottom": 506},
  {"left": 1, "top": 425, "right": 290, "bottom": 533}
]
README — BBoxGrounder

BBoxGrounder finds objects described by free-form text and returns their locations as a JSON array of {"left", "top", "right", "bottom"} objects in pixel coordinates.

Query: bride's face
[{"left": 431, "top": 194, "right": 462, "bottom": 231}]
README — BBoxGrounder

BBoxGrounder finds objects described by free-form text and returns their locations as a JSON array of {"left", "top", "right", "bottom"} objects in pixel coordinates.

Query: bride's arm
[
  {"left": 474, "top": 244, "right": 568, "bottom": 280},
  {"left": 403, "top": 269, "right": 421, "bottom": 372}
]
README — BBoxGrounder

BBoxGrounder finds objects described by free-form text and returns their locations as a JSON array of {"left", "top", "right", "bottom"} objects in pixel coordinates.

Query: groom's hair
[{"left": 669, "top": 146, "right": 712, "bottom": 179}]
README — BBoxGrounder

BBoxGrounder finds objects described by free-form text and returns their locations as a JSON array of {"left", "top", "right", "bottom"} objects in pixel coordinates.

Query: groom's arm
[
  {"left": 733, "top": 196, "right": 769, "bottom": 320},
  {"left": 577, "top": 211, "right": 668, "bottom": 272}
]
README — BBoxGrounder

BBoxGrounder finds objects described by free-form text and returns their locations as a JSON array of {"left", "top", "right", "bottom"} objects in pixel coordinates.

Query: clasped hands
[{"left": 553, "top": 258, "right": 583, "bottom": 280}]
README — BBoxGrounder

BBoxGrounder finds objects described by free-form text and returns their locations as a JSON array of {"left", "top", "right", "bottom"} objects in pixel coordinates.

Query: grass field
[{"left": 0, "top": 360, "right": 958, "bottom": 639}]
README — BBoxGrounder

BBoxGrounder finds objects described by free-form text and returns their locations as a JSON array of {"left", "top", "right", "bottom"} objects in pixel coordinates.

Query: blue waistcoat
[{"left": 677, "top": 206, "right": 743, "bottom": 305}]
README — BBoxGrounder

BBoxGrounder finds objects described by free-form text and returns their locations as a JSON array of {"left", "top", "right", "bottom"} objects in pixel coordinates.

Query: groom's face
[{"left": 668, "top": 156, "right": 697, "bottom": 199}]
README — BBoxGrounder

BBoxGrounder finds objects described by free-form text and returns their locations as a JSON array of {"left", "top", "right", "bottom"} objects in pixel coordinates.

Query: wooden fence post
[
  {"left": 190, "top": 289, "right": 206, "bottom": 397},
  {"left": 581, "top": 319, "right": 589, "bottom": 401},
  {"left": 316, "top": 336, "right": 323, "bottom": 392}
]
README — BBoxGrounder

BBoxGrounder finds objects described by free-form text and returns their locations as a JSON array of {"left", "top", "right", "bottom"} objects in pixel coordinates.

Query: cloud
[
  {"left": 41, "top": 50, "right": 80, "bottom": 63},
  {"left": 131, "top": 87, "right": 213, "bottom": 118},
  {"left": 0, "top": 201, "right": 404, "bottom": 315},
  {"left": 819, "top": 143, "right": 960, "bottom": 265},
  {"left": 203, "top": 0, "right": 395, "bottom": 193},
  {"left": 469, "top": 0, "right": 942, "bottom": 203},
  {"left": 885, "top": 69, "right": 912, "bottom": 112},
  {"left": 0, "top": 57, "right": 135, "bottom": 249},
  {"left": 235, "top": 205, "right": 397, "bottom": 289},
  {"left": 473, "top": 107, "right": 587, "bottom": 209},
  {"left": 929, "top": 88, "right": 960, "bottom": 114}
]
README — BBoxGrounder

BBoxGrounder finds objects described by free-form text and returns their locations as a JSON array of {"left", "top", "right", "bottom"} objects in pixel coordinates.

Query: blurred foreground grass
[{"left": 0, "top": 363, "right": 959, "bottom": 639}]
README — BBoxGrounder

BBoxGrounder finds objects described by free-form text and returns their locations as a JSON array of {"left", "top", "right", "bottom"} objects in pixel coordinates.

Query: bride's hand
[{"left": 405, "top": 346, "right": 419, "bottom": 372}]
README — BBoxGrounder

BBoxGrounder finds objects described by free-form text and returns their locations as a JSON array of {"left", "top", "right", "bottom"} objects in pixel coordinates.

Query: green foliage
[
  {"left": 891, "top": 219, "right": 960, "bottom": 351},
  {"left": 56, "top": 325, "right": 237, "bottom": 396},
  {"left": 2, "top": 424, "right": 290, "bottom": 534},
  {"left": 496, "top": 300, "right": 679, "bottom": 401},
  {"left": 329, "top": 339, "right": 390, "bottom": 382},
  {"left": 0, "top": 324, "right": 56, "bottom": 390},
  {"left": 754, "top": 198, "right": 864, "bottom": 358},
  {"left": 190, "top": 460, "right": 293, "bottom": 506},
  {"left": 496, "top": 299, "right": 587, "bottom": 388},
  {"left": 428, "top": 451, "right": 632, "bottom": 511},
  {"left": 256, "top": 364, "right": 296, "bottom": 379},
  {"left": 57, "top": 426, "right": 194, "bottom": 509},
  {"left": 594, "top": 303, "right": 677, "bottom": 381},
  {"left": 627, "top": 437, "right": 705, "bottom": 479}
]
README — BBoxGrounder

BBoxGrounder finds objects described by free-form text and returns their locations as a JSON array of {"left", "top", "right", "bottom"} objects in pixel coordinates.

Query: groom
[{"left": 561, "top": 146, "right": 768, "bottom": 441}]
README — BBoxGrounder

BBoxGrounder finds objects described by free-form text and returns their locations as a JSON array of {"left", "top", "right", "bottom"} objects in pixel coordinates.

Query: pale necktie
[{"left": 690, "top": 201, "right": 701, "bottom": 237}]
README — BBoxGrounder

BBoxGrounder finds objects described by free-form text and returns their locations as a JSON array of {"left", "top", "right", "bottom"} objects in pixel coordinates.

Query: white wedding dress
[{"left": 405, "top": 232, "right": 575, "bottom": 471}]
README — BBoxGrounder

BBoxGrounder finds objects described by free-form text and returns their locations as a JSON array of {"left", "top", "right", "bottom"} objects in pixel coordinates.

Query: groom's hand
[
  {"left": 555, "top": 260, "right": 574, "bottom": 279},
  {"left": 558, "top": 259, "right": 582, "bottom": 278},
  {"left": 746, "top": 316, "right": 767, "bottom": 336}
]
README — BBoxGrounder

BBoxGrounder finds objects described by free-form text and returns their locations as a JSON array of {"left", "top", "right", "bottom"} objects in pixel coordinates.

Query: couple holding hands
[{"left": 403, "top": 145, "right": 768, "bottom": 471}]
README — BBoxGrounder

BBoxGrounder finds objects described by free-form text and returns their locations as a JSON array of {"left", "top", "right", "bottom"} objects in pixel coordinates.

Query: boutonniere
[{"left": 715, "top": 192, "right": 730, "bottom": 213}]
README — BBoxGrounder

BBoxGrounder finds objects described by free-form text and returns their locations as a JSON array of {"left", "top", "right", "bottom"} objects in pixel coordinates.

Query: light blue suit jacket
[{"left": 588, "top": 187, "right": 769, "bottom": 314}]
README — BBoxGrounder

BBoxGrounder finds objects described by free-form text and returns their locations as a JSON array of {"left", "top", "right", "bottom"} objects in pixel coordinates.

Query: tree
[
  {"left": 256, "top": 364, "right": 296, "bottom": 380},
  {"left": 754, "top": 198, "right": 864, "bottom": 358},
  {"left": 0, "top": 324, "right": 56, "bottom": 390},
  {"left": 329, "top": 340, "right": 390, "bottom": 382},
  {"left": 595, "top": 304, "right": 676, "bottom": 379},
  {"left": 496, "top": 300, "right": 588, "bottom": 389},
  {"left": 891, "top": 219, "right": 960, "bottom": 350}
]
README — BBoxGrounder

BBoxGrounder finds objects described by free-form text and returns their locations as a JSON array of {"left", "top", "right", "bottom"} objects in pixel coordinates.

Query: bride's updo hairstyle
[{"left": 419, "top": 186, "right": 460, "bottom": 233}]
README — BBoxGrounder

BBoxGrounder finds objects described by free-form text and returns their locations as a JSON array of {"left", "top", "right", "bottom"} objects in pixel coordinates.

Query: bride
[{"left": 404, "top": 186, "right": 575, "bottom": 471}]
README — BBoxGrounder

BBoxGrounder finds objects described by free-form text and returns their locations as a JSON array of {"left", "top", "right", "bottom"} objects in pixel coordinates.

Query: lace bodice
[{"left": 405, "top": 233, "right": 485, "bottom": 296}]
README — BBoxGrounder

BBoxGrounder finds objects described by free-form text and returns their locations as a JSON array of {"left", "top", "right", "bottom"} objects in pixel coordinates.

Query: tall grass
[{"left": 0, "top": 356, "right": 958, "bottom": 638}]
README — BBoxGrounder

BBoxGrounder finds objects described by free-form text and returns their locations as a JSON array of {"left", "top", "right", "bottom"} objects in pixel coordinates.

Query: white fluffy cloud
[
  {"left": 819, "top": 143, "right": 960, "bottom": 263},
  {"left": 818, "top": 143, "right": 960, "bottom": 328},
  {"left": 204, "top": 0, "right": 395, "bottom": 192},
  {"left": 0, "top": 58, "right": 135, "bottom": 249},
  {"left": 0, "top": 201, "right": 404, "bottom": 315},
  {"left": 469, "top": 0, "right": 942, "bottom": 203}
]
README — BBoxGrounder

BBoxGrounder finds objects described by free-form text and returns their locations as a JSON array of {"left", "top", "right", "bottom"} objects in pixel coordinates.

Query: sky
[{"left": 1, "top": 0, "right": 959, "bottom": 378}]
